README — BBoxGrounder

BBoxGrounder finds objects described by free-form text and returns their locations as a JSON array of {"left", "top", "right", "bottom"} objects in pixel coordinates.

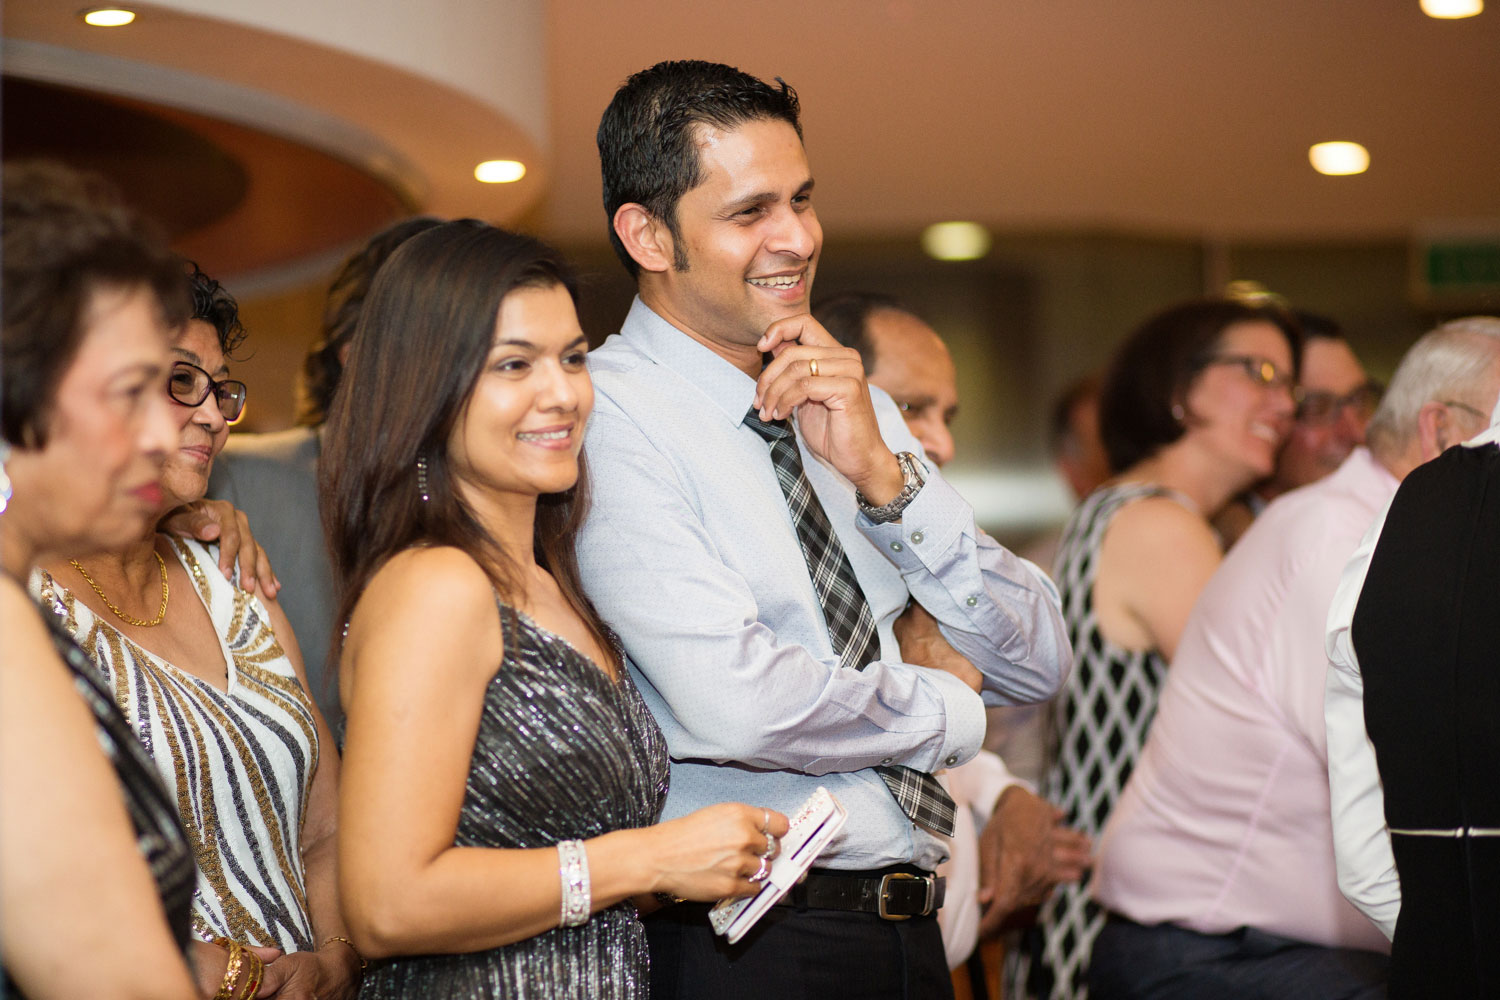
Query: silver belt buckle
[{"left": 878, "top": 872, "right": 932, "bottom": 920}]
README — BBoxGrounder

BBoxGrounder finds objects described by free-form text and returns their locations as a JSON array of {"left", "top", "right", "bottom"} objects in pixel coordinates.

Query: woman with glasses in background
[
  {"left": 1016, "top": 299, "right": 1301, "bottom": 1000},
  {"left": 1214, "top": 311, "right": 1383, "bottom": 548},
  {"left": 31, "top": 265, "right": 360, "bottom": 1000}
]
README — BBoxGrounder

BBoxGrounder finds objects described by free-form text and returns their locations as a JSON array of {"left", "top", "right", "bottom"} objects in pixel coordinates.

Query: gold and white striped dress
[{"left": 32, "top": 536, "right": 320, "bottom": 952}]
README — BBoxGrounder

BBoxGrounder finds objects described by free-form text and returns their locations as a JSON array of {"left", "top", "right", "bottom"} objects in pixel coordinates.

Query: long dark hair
[
  {"left": 320, "top": 219, "right": 611, "bottom": 667},
  {"left": 299, "top": 216, "right": 443, "bottom": 426}
]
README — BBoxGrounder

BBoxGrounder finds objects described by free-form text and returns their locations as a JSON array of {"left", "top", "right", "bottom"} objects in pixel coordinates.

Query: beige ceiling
[
  {"left": 5, "top": 0, "right": 1497, "bottom": 271},
  {"left": 541, "top": 0, "right": 1500, "bottom": 244}
]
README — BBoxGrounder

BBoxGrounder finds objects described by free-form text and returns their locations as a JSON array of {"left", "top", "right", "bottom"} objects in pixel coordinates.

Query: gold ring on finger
[{"left": 809, "top": 358, "right": 820, "bottom": 378}]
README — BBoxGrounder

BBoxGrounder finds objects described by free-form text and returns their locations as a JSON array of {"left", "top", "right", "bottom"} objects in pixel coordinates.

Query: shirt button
[
  {"left": 965, "top": 596, "right": 978, "bottom": 607},
  {"left": 945, "top": 753, "right": 959, "bottom": 766},
  {"left": 910, "top": 530, "right": 925, "bottom": 544},
  {"left": 890, "top": 541, "right": 904, "bottom": 553},
  {"left": 881, "top": 757, "right": 893, "bottom": 765}
]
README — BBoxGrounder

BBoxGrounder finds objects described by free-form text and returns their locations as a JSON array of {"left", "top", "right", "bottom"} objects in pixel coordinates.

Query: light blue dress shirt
[{"left": 577, "top": 298, "right": 1070, "bottom": 870}]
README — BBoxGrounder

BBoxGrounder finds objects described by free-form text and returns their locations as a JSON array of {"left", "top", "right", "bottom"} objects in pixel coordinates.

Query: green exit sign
[
  {"left": 1412, "top": 229, "right": 1500, "bottom": 307},
  {"left": 1427, "top": 243, "right": 1500, "bottom": 289}
]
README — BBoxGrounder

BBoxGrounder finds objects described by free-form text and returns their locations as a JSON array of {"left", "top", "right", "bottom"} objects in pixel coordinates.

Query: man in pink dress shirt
[{"left": 1087, "top": 319, "right": 1500, "bottom": 998}]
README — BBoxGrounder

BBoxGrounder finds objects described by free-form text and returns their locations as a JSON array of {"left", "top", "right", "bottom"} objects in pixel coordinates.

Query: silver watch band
[{"left": 856, "top": 451, "right": 926, "bottom": 523}]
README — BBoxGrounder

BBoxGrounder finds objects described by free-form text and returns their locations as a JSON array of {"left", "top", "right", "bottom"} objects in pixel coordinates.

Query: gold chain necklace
[{"left": 70, "top": 552, "right": 169, "bottom": 627}]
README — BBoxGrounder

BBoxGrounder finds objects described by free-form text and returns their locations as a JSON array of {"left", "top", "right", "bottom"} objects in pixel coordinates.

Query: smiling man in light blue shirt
[{"left": 578, "top": 60, "right": 1070, "bottom": 999}]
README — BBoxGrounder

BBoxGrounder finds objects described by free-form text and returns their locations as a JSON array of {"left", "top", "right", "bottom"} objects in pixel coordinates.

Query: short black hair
[
  {"left": 813, "top": 291, "right": 913, "bottom": 375},
  {"left": 3, "top": 161, "right": 187, "bottom": 448},
  {"left": 1293, "top": 309, "right": 1343, "bottom": 343},
  {"left": 597, "top": 60, "right": 802, "bottom": 277},
  {"left": 1048, "top": 374, "right": 1102, "bottom": 458},
  {"left": 184, "top": 260, "right": 246, "bottom": 358},
  {"left": 1099, "top": 298, "right": 1303, "bottom": 473},
  {"left": 299, "top": 216, "right": 444, "bottom": 426}
]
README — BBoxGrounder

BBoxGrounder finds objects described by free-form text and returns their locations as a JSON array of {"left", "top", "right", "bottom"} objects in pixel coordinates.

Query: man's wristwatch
[{"left": 856, "top": 451, "right": 926, "bottom": 523}]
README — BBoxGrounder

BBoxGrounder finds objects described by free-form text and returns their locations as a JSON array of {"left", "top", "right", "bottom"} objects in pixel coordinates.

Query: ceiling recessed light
[
  {"left": 1308, "top": 141, "right": 1370, "bottom": 176},
  {"left": 921, "top": 221, "right": 991, "bottom": 261},
  {"left": 474, "top": 160, "right": 526, "bottom": 184},
  {"left": 80, "top": 7, "right": 136, "bottom": 26},
  {"left": 1420, "top": 0, "right": 1482, "bottom": 18}
]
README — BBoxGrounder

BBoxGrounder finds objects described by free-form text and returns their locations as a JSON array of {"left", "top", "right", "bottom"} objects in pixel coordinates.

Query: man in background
[
  {"left": 817, "top": 291, "right": 1090, "bottom": 999},
  {"left": 1326, "top": 318, "right": 1500, "bottom": 998}
]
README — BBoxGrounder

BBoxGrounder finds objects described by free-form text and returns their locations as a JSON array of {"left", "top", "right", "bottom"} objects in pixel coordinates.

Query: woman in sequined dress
[
  {"left": 0, "top": 162, "right": 198, "bottom": 999},
  {"left": 32, "top": 265, "right": 361, "bottom": 1000},
  {"left": 1018, "top": 300, "right": 1301, "bottom": 999},
  {"left": 322, "top": 220, "right": 788, "bottom": 999}
]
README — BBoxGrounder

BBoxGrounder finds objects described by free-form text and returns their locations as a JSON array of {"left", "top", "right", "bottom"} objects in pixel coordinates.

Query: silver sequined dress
[{"left": 360, "top": 605, "right": 669, "bottom": 999}]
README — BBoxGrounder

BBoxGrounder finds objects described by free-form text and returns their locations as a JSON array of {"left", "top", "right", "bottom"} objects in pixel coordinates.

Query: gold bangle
[
  {"left": 321, "top": 934, "right": 367, "bottom": 972},
  {"left": 235, "top": 947, "right": 264, "bottom": 1000},
  {"left": 213, "top": 938, "right": 245, "bottom": 1000}
]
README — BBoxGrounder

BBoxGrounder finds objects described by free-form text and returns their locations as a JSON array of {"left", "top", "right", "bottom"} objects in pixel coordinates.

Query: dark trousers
[
  {"left": 645, "top": 901, "right": 954, "bottom": 1000},
  {"left": 1089, "top": 915, "right": 1388, "bottom": 1000}
]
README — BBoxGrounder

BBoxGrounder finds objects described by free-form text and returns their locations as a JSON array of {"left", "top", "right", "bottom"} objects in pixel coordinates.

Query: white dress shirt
[
  {"left": 1325, "top": 413, "right": 1500, "bottom": 940},
  {"left": 576, "top": 298, "right": 1070, "bottom": 871}
]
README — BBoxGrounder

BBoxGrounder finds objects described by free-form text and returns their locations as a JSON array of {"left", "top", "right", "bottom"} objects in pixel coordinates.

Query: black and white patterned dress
[
  {"left": 1017, "top": 482, "right": 1185, "bottom": 1000},
  {"left": 359, "top": 604, "right": 669, "bottom": 999}
]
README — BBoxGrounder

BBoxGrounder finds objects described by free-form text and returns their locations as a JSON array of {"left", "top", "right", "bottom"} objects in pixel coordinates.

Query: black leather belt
[{"left": 774, "top": 867, "right": 945, "bottom": 920}]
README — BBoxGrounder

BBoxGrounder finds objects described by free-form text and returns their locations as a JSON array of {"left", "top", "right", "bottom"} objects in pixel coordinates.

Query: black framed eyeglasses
[
  {"left": 1197, "top": 353, "right": 1297, "bottom": 393},
  {"left": 167, "top": 361, "right": 248, "bottom": 424},
  {"left": 1295, "top": 381, "right": 1384, "bottom": 426}
]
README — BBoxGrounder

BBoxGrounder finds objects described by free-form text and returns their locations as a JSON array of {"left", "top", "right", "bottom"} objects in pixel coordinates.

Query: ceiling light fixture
[
  {"left": 921, "top": 221, "right": 992, "bottom": 261},
  {"left": 474, "top": 160, "right": 526, "bottom": 184},
  {"left": 1308, "top": 141, "right": 1370, "bottom": 176},
  {"left": 80, "top": 7, "right": 136, "bottom": 26},
  {"left": 1420, "top": 0, "right": 1483, "bottom": 18}
]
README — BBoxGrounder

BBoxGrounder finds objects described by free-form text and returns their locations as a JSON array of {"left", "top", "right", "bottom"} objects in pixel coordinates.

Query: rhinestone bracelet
[{"left": 557, "top": 839, "right": 591, "bottom": 928}]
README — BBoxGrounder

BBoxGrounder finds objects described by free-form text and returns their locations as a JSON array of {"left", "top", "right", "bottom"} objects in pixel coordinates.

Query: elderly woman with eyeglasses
[
  {"left": 1018, "top": 299, "right": 1302, "bottom": 1000},
  {"left": 31, "top": 265, "right": 360, "bottom": 1000}
]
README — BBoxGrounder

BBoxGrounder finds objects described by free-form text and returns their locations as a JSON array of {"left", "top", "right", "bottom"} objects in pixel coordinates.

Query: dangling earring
[
  {"left": 416, "top": 454, "right": 430, "bottom": 503},
  {"left": 0, "top": 441, "right": 13, "bottom": 516}
]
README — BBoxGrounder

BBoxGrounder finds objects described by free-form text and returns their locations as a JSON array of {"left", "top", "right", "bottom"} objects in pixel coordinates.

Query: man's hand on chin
[{"left": 752, "top": 314, "right": 903, "bottom": 503}]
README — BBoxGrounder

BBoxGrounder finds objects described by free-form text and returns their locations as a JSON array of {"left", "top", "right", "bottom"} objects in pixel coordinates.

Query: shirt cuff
[
  {"left": 921, "top": 665, "right": 985, "bottom": 772},
  {"left": 859, "top": 465, "right": 969, "bottom": 566},
  {"left": 946, "top": 749, "right": 1030, "bottom": 821}
]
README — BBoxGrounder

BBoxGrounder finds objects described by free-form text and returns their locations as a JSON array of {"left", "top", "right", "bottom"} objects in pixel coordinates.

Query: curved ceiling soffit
[
  {"left": 1, "top": 2, "right": 550, "bottom": 293},
  {"left": 4, "top": 39, "right": 426, "bottom": 212}
]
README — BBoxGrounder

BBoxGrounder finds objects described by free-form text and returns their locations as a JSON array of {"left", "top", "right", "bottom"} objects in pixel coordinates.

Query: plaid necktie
[{"left": 744, "top": 409, "right": 956, "bottom": 837}]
